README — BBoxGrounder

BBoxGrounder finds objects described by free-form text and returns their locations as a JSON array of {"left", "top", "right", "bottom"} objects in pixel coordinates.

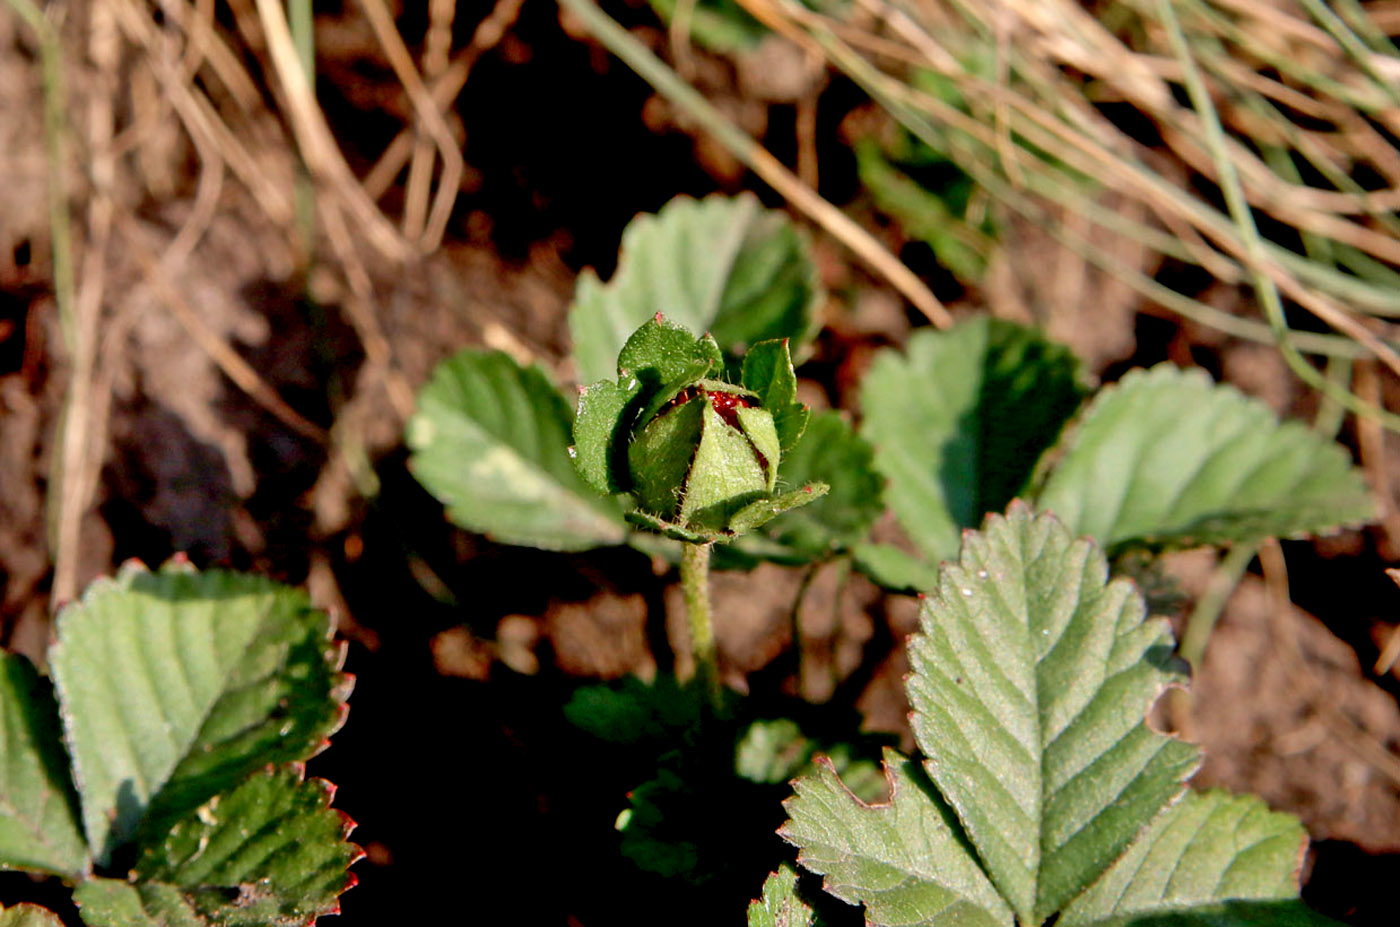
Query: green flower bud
[{"left": 572, "top": 315, "right": 826, "bottom": 543}]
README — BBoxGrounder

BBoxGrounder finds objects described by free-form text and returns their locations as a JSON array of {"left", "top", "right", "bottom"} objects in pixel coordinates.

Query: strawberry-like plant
[
  {"left": 572, "top": 312, "right": 827, "bottom": 694},
  {"left": 406, "top": 192, "right": 1375, "bottom": 912}
]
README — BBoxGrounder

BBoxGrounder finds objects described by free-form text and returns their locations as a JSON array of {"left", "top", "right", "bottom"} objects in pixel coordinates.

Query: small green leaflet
[
  {"left": 739, "top": 411, "right": 883, "bottom": 563},
  {"left": 74, "top": 765, "right": 359, "bottom": 927},
  {"left": 1034, "top": 365, "right": 1375, "bottom": 551},
  {"left": 783, "top": 752, "right": 1013, "bottom": 927},
  {"left": 0, "top": 655, "right": 87, "bottom": 878},
  {"left": 408, "top": 349, "right": 628, "bottom": 550},
  {"left": 748, "top": 866, "right": 814, "bottom": 927},
  {"left": 0, "top": 906, "right": 65, "bottom": 927},
  {"left": 569, "top": 194, "right": 822, "bottom": 385},
  {"left": 860, "top": 317, "right": 1086, "bottom": 564},
  {"left": 1059, "top": 791, "right": 1306, "bottom": 925}
]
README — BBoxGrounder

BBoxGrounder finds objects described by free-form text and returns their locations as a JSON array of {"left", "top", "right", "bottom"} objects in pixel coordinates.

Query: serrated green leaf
[
  {"left": 1034, "top": 365, "right": 1376, "bottom": 551},
  {"left": 1092, "top": 899, "right": 1347, "bottom": 927},
  {"left": 1060, "top": 791, "right": 1305, "bottom": 926},
  {"left": 908, "top": 504, "right": 1200, "bottom": 924},
  {"left": 408, "top": 349, "right": 628, "bottom": 550},
  {"left": 0, "top": 905, "right": 66, "bottom": 927},
  {"left": 861, "top": 317, "right": 1087, "bottom": 563},
  {"left": 75, "top": 765, "right": 358, "bottom": 927},
  {"left": 0, "top": 655, "right": 87, "bottom": 877},
  {"left": 49, "top": 565, "right": 351, "bottom": 865},
  {"left": 852, "top": 542, "right": 941, "bottom": 594},
  {"left": 748, "top": 866, "right": 815, "bottom": 927},
  {"left": 746, "top": 412, "right": 883, "bottom": 562},
  {"left": 781, "top": 750, "right": 1014, "bottom": 927},
  {"left": 569, "top": 195, "right": 822, "bottom": 385}
]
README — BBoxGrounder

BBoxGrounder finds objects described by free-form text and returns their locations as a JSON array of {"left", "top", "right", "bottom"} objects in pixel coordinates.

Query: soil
[{"left": 1, "top": 1, "right": 1399, "bottom": 924}]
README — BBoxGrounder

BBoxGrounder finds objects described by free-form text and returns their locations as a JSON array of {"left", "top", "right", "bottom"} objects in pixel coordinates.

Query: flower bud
[{"left": 572, "top": 315, "right": 826, "bottom": 542}]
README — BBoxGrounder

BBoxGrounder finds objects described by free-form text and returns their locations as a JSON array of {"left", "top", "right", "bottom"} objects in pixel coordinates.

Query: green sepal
[
  {"left": 729, "top": 483, "right": 829, "bottom": 535},
  {"left": 681, "top": 402, "right": 770, "bottom": 531},
  {"left": 735, "top": 405, "right": 781, "bottom": 491},
  {"left": 741, "top": 339, "right": 809, "bottom": 452},
  {"left": 630, "top": 397, "right": 707, "bottom": 519},
  {"left": 617, "top": 315, "right": 722, "bottom": 387},
  {"left": 626, "top": 510, "right": 716, "bottom": 544},
  {"left": 573, "top": 377, "right": 645, "bottom": 494}
]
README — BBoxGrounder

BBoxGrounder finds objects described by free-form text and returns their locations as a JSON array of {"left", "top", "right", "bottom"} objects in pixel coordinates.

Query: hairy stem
[{"left": 681, "top": 541, "right": 720, "bottom": 702}]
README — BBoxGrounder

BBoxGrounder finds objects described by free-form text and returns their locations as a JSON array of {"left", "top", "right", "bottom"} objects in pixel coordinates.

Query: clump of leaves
[
  {"left": 0, "top": 563, "right": 359, "bottom": 926},
  {"left": 407, "top": 193, "right": 880, "bottom": 564},
  {"left": 408, "top": 194, "right": 1373, "bottom": 599},
  {"left": 751, "top": 505, "right": 1343, "bottom": 927},
  {"left": 854, "top": 318, "right": 1375, "bottom": 591}
]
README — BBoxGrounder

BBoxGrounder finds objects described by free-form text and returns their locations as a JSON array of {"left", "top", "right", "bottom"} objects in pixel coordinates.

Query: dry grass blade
[
  {"left": 252, "top": 0, "right": 410, "bottom": 260},
  {"left": 363, "top": 0, "right": 526, "bottom": 201},
  {"left": 558, "top": 0, "right": 952, "bottom": 328},
  {"left": 354, "top": 0, "right": 463, "bottom": 251}
]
